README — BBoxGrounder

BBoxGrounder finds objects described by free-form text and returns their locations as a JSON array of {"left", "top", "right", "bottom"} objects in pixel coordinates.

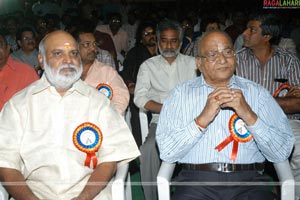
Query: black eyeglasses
[{"left": 200, "top": 48, "right": 235, "bottom": 62}]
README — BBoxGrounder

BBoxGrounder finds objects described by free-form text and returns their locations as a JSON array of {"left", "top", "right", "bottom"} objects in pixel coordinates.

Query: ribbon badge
[
  {"left": 215, "top": 114, "right": 252, "bottom": 161},
  {"left": 96, "top": 83, "right": 113, "bottom": 100},
  {"left": 273, "top": 83, "right": 291, "bottom": 97},
  {"left": 73, "top": 122, "right": 103, "bottom": 169}
]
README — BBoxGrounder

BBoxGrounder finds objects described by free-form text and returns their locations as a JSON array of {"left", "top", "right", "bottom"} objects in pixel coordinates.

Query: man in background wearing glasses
[
  {"left": 73, "top": 26, "right": 129, "bottom": 115},
  {"left": 156, "top": 30, "right": 294, "bottom": 200},
  {"left": 11, "top": 27, "right": 39, "bottom": 69}
]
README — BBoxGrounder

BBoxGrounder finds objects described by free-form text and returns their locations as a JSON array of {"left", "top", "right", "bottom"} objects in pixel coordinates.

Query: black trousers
[{"left": 172, "top": 169, "right": 277, "bottom": 200}]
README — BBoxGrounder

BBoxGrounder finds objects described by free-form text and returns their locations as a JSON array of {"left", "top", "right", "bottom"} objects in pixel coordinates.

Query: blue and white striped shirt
[{"left": 156, "top": 75, "right": 294, "bottom": 164}]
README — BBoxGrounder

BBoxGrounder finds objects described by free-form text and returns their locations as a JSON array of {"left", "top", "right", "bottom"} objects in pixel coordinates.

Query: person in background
[
  {"left": 11, "top": 27, "right": 39, "bottom": 69},
  {"left": 121, "top": 21, "right": 157, "bottom": 147},
  {"left": 0, "top": 30, "right": 139, "bottom": 200},
  {"left": 156, "top": 31, "right": 294, "bottom": 200},
  {"left": 134, "top": 19, "right": 198, "bottom": 200},
  {"left": 73, "top": 26, "right": 129, "bottom": 115},
  {"left": 4, "top": 16, "right": 19, "bottom": 52},
  {"left": 96, "top": 12, "right": 129, "bottom": 58},
  {"left": 183, "top": 15, "right": 220, "bottom": 56},
  {"left": 0, "top": 32, "right": 38, "bottom": 110},
  {"left": 122, "top": 10, "right": 139, "bottom": 51},
  {"left": 94, "top": 30, "right": 119, "bottom": 71},
  {"left": 235, "top": 13, "right": 300, "bottom": 199},
  {"left": 180, "top": 18, "right": 200, "bottom": 53}
]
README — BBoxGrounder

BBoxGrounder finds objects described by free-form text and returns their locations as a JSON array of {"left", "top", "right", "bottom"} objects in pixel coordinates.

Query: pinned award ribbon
[
  {"left": 73, "top": 122, "right": 103, "bottom": 169},
  {"left": 96, "top": 83, "right": 113, "bottom": 100},
  {"left": 215, "top": 113, "right": 252, "bottom": 161},
  {"left": 273, "top": 83, "right": 291, "bottom": 97}
]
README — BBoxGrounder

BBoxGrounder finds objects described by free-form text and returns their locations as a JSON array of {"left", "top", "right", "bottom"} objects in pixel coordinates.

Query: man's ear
[
  {"left": 264, "top": 34, "right": 272, "bottom": 42},
  {"left": 17, "top": 40, "right": 21, "bottom": 47},
  {"left": 38, "top": 53, "right": 44, "bottom": 69},
  {"left": 195, "top": 56, "right": 202, "bottom": 72}
]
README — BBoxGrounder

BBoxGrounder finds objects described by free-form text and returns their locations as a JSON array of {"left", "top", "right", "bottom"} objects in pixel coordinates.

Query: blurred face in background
[
  {"left": 141, "top": 26, "right": 156, "bottom": 47},
  {"left": 18, "top": 31, "right": 36, "bottom": 53},
  {"left": 78, "top": 33, "right": 98, "bottom": 65},
  {"left": 205, "top": 22, "right": 220, "bottom": 32}
]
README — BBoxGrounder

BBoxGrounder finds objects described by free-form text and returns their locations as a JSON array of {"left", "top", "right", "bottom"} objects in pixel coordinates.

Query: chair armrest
[
  {"left": 157, "top": 161, "right": 176, "bottom": 200},
  {"left": 273, "top": 160, "right": 295, "bottom": 200},
  {"left": 0, "top": 183, "right": 9, "bottom": 200},
  {"left": 112, "top": 163, "right": 129, "bottom": 200},
  {"left": 139, "top": 109, "right": 149, "bottom": 144}
]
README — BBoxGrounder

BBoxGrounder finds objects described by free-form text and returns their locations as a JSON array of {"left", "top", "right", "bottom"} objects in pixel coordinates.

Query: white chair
[
  {"left": 139, "top": 109, "right": 149, "bottom": 144},
  {"left": 0, "top": 163, "right": 132, "bottom": 200},
  {"left": 0, "top": 182, "right": 8, "bottom": 200},
  {"left": 112, "top": 163, "right": 132, "bottom": 200},
  {"left": 157, "top": 160, "right": 295, "bottom": 200}
]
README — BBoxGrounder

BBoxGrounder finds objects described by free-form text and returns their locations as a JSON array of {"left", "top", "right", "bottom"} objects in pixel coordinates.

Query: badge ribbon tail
[
  {"left": 84, "top": 153, "right": 98, "bottom": 169},
  {"left": 215, "top": 135, "right": 239, "bottom": 162}
]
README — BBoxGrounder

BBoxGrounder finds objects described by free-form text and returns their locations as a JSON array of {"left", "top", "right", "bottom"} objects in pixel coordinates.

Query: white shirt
[
  {"left": 134, "top": 53, "right": 198, "bottom": 123},
  {"left": 0, "top": 75, "right": 140, "bottom": 200}
]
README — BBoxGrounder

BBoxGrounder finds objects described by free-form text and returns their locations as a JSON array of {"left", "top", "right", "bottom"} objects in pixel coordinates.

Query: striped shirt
[
  {"left": 235, "top": 47, "right": 300, "bottom": 119},
  {"left": 156, "top": 75, "right": 294, "bottom": 164}
]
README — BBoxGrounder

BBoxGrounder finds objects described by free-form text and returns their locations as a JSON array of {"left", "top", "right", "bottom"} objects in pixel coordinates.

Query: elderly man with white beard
[{"left": 0, "top": 30, "right": 140, "bottom": 200}]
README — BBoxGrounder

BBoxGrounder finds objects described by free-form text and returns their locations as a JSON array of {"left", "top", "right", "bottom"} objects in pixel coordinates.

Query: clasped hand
[{"left": 198, "top": 87, "right": 257, "bottom": 127}]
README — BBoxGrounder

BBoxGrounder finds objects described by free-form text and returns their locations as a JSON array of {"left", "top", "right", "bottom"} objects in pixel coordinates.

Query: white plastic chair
[
  {"left": 0, "top": 163, "right": 131, "bottom": 200},
  {"left": 112, "top": 163, "right": 132, "bottom": 200},
  {"left": 157, "top": 160, "right": 295, "bottom": 200},
  {"left": 139, "top": 109, "right": 149, "bottom": 144}
]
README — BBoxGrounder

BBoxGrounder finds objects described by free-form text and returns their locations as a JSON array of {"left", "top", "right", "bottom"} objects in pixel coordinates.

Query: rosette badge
[
  {"left": 215, "top": 113, "right": 252, "bottom": 161},
  {"left": 96, "top": 83, "right": 113, "bottom": 100},
  {"left": 273, "top": 83, "right": 291, "bottom": 97},
  {"left": 73, "top": 122, "right": 103, "bottom": 169}
]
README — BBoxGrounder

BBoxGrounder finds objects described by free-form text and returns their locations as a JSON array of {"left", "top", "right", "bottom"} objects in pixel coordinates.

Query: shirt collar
[
  {"left": 32, "top": 74, "right": 90, "bottom": 96},
  {"left": 191, "top": 75, "right": 242, "bottom": 89}
]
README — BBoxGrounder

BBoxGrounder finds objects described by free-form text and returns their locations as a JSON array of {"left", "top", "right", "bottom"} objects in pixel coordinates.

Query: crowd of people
[{"left": 0, "top": 0, "right": 300, "bottom": 199}]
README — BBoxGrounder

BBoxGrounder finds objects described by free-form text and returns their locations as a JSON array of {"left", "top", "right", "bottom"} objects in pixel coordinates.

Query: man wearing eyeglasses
[
  {"left": 156, "top": 30, "right": 294, "bottom": 200},
  {"left": 134, "top": 19, "right": 198, "bottom": 200},
  {"left": 72, "top": 27, "right": 129, "bottom": 115},
  {"left": 11, "top": 27, "right": 39, "bottom": 69}
]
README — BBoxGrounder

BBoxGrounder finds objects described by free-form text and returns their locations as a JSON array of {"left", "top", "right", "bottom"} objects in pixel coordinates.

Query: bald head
[
  {"left": 39, "top": 31, "right": 78, "bottom": 57},
  {"left": 198, "top": 31, "right": 233, "bottom": 57}
]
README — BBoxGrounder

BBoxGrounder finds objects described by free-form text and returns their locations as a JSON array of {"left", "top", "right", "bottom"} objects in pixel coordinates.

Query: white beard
[
  {"left": 44, "top": 61, "right": 83, "bottom": 89},
  {"left": 158, "top": 46, "right": 180, "bottom": 58}
]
